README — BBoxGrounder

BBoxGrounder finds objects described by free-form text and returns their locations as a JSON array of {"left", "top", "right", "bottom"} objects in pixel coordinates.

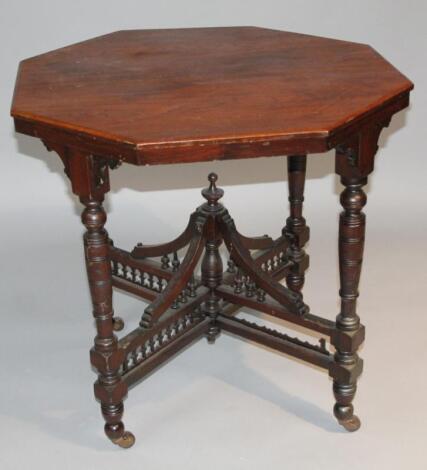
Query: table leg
[
  {"left": 81, "top": 196, "right": 135, "bottom": 448},
  {"left": 284, "top": 155, "right": 309, "bottom": 296},
  {"left": 332, "top": 174, "right": 367, "bottom": 431}
]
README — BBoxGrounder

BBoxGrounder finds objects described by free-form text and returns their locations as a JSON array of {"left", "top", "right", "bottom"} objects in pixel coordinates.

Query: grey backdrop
[{"left": 1, "top": 1, "right": 426, "bottom": 469}]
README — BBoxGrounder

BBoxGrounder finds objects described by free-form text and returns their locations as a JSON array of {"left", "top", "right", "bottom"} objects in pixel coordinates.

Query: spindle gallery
[{"left": 11, "top": 27, "right": 413, "bottom": 448}]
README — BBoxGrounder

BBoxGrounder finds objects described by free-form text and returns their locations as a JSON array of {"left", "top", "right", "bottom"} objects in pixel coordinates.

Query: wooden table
[{"left": 11, "top": 27, "right": 413, "bottom": 448}]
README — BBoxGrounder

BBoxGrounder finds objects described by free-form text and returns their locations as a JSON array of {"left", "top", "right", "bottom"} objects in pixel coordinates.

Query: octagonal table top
[{"left": 11, "top": 27, "right": 413, "bottom": 165}]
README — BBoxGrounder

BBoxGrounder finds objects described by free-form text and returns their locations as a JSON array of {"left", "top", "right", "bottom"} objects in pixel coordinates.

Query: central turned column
[{"left": 200, "top": 173, "right": 224, "bottom": 343}]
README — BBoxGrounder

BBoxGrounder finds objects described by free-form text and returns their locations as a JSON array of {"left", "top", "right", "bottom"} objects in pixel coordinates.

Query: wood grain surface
[{"left": 11, "top": 27, "right": 413, "bottom": 164}]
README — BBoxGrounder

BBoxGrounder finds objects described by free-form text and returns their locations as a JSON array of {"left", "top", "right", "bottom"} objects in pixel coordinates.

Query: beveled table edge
[{"left": 12, "top": 89, "right": 411, "bottom": 165}]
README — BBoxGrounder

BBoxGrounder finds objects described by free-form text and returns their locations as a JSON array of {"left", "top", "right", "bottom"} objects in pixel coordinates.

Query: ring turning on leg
[
  {"left": 284, "top": 155, "right": 309, "bottom": 296},
  {"left": 330, "top": 175, "right": 367, "bottom": 432},
  {"left": 81, "top": 197, "right": 134, "bottom": 448}
]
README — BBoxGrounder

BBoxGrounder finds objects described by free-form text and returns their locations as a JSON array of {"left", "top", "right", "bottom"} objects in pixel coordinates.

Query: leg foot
[
  {"left": 206, "top": 323, "right": 220, "bottom": 344},
  {"left": 111, "top": 431, "right": 136, "bottom": 448},
  {"left": 338, "top": 415, "right": 361, "bottom": 432},
  {"left": 333, "top": 382, "right": 361, "bottom": 432},
  {"left": 102, "top": 404, "right": 134, "bottom": 448},
  {"left": 113, "top": 316, "right": 125, "bottom": 331}
]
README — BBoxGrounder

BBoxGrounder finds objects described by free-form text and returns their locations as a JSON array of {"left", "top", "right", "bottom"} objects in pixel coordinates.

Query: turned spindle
[{"left": 284, "top": 155, "right": 309, "bottom": 296}]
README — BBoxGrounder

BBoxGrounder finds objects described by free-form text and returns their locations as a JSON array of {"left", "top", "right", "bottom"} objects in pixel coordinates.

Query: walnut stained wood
[
  {"left": 10, "top": 27, "right": 413, "bottom": 449},
  {"left": 11, "top": 27, "right": 412, "bottom": 164}
]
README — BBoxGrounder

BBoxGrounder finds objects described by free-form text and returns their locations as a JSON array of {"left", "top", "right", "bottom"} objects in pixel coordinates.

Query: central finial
[{"left": 201, "top": 172, "right": 224, "bottom": 209}]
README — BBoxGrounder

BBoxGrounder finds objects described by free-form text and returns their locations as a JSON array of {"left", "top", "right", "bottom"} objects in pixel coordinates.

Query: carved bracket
[
  {"left": 41, "top": 140, "right": 123, "bottom": 199},
  {"left": 42, "top": 140, "right": 71, "bottom": 177},
  {"left": 335, "top": 118, "right": 391, "bottom": 178}
]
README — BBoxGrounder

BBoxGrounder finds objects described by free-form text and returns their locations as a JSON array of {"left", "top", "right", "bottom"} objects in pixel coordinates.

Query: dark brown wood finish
[
  {"left": 69, "top": 150, "right": 135, "bottom": 448},
  {"left": 200, "top": 174, "right": 225, "bottom": 343},
  {"left": 284, "top": 155, "right": 309, "bottom": 295},
  {"left": 11, "top": 27, "right": 412, "bottom": 448},
  {"left": 11, "top": 27, "right": 412, "bottom": 165},
  {"left": 328, "top": 124, "right": 387, "bottom": 432}
]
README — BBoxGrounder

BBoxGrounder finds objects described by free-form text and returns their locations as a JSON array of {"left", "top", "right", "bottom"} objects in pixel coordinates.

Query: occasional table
[{"left": 11, "top": 27, "right": 413, "bottom": 448}]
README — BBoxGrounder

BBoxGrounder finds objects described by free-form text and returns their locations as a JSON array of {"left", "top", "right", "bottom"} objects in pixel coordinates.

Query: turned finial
[{"left": 201, "top": 172, "right": 224, "bottom": 208}]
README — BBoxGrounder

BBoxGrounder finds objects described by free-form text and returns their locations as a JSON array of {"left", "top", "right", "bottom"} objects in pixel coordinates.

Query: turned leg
[
  {"left": 331, "top": 175, "right": 367, "bottom": 431},
  {"left": 284, "top": 155, "right": 309, "bottom": 295},
  {"left": 82, "top": 197, "right": 134, "bottom": 448}
]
